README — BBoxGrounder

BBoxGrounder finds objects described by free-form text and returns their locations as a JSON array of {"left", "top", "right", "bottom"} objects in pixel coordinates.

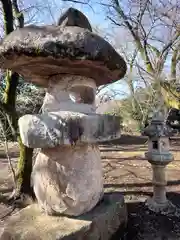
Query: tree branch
[
  {"left": 171, "top": 42, "right": 180, "bottom": 81},
  {"left": 156, "top": 32, "right": 180, "bottom": 74},
  {"left": 12, "top": 0, "right": 24, "bottom": 28},
  {"left": 136, "top": 0, "right": 149, "bottom": 26},
  {"left": 111, "top": 0, "right": 154, "bottom": 74},
  {"left": 160, "top": 31, "right": 179, "bottom": 58},
  {"left": 0, "top": 0, "right": 14, "bottom": 34},
  {"left": 62, "top": 0, "right": 89, "bottom": 4}
]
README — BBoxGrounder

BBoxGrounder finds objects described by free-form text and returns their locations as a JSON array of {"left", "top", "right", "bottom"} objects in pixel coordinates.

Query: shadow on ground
[
  {"left": 109, "top": 190, "right": 180, "bottom": 240},
  {"left": 100, "top": 135, "right": 148, "bottom": 146}
]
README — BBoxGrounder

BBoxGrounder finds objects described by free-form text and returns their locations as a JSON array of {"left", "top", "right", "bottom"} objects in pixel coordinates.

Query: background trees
[{"left": 92, "top": 0, "right": 180, "bottom": 129}]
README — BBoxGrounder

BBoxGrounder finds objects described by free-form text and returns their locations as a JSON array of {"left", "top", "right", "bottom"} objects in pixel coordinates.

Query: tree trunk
[
  {"left": 16, "top": 137, "right": 34, "bottom": 196},
  {"left": 1, "top": 0, "right": 34, "bottom": 200}
]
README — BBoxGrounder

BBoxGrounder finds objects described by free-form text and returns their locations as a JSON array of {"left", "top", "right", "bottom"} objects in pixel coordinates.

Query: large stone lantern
[{"left": 0, "top": 8, "right": 127, "bottom": 217}]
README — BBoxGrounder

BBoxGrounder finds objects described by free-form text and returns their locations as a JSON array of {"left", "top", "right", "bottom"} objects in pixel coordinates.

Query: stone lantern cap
[
  {"left": 0, "top": 8, "right": 127, "bottom": 87},
  {"left": 143, "top": 112, "right": 173, "bottom": 138}
]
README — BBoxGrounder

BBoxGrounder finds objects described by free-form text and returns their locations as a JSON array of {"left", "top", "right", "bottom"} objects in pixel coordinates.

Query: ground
[{"left": 0, "top": 135, "right": 180, "bottom": 239}]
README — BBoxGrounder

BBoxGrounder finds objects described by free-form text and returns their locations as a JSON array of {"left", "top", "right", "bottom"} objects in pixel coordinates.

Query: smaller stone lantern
[{"left": 143, "top": 112, "right": 174, "bottom": 213}]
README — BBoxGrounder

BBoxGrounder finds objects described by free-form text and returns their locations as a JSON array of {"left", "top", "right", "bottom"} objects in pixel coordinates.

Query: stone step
[{"left": 0, "top": 193, "right": 127, "bottom": 240}]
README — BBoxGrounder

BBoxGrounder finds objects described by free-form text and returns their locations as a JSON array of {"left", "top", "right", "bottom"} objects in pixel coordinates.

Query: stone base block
[
  {"left": 145, "top": 197, "right": 180, "bottom": 217},
  {"left": 0, "top": 193, "right": 127, "bottom": 240}
]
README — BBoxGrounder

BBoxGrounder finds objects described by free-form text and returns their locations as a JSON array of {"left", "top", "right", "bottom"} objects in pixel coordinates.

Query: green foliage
[
  {"left": 118, "top": 85, "right": 160, "bottom": 132},
  {"left": 104, "top": 108, "right": 123, "bottom": 125},
  {"left": 0, "top": 73, "right": 44, "bottom": 140},
  {"left": 16, "top": 82, "right": 45, "bottom": 116},
  {"left": 0, "top": 73, "right": 44, "bottom": 114}
]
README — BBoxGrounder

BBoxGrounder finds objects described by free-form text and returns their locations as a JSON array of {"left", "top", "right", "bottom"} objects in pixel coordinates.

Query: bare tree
[
  {"left": 103, "top": 0, "right": 180, "bottom": 111},
  {"left": 64, "top": 0, "right": 180, "bottom": 113}
]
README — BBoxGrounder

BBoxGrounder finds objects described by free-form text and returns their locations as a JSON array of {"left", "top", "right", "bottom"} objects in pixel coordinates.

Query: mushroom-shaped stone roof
[{"left": 0, "top": 8, "right": 127, "bottom": 87}]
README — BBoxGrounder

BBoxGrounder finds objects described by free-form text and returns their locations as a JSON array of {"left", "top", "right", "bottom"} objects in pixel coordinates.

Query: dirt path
[
  {"left": 101, "top": 138, "right": 180, "bottom": 198},
  {"left": 0, "top": 136, "right": 180, "bottom": 239}
]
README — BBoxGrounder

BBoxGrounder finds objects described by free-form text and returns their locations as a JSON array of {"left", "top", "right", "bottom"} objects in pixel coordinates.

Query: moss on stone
[{"left": 16, "top": 136, "right": 33, "bottom": 195}]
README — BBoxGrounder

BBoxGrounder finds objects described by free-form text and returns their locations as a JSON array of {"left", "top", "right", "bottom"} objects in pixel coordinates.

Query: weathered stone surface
[
  {"left": 0, "top": 23, "right": 127, "bottom": 87},
  {"left": 18, "top": 111, "right": 121, "bottom": 148},
  {"left": 41, "top": 76, "right": 97, "bottom": 114},
  {"left": 0, "top": 193, "right": 127, "bottom": 240},
  {"left": 32, "top": 144, "right": 104, "bottom": 216},
  {"left": 145, "top": 152, "right": 174, "bottom": 164}
]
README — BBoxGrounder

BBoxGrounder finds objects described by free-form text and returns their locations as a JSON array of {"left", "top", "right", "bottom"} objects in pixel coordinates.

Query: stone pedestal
[
  {"left": 0, "top": 193, "right": 127, "bottom": 240},
  {"left": 145, "top": 163, "right": 172, "bottom": 212},
  {"left": 152, "top": 165, "right": 167, "bottom": 204}
]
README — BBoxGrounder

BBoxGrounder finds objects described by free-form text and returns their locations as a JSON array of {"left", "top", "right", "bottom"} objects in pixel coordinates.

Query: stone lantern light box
[
  {"left": 144, "top": 112, "right": 173, "bottom": 163},
  {"left": 0, "top": 8, "right": 127, "bottom": 217}
]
